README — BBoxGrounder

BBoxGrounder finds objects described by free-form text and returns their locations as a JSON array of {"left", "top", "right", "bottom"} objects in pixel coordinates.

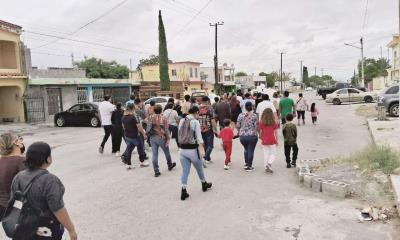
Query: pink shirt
[{"left": 311, "top": 108, "right": 319, "bottom": 117}]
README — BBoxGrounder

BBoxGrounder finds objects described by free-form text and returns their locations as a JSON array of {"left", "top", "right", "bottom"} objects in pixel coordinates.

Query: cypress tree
[{"left": 158, "top": 10, "right": 170, "bottom": 91}]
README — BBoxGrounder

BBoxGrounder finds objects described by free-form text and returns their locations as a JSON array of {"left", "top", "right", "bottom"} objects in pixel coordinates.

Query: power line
[
  {"left": 362, "top": 0, "right": 369, "bottom": 35},
  {"left": 25, "top": 30, "right": 153, "bottom": 55},
  {"left": 33, "top": 0, "right": 130, "bottom": 49},
  {"left": 172, "top": 0, "right": 214, "bottom": 39}
]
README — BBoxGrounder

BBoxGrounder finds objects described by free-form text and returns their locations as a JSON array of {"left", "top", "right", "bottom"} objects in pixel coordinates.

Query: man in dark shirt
[
  {"left": 215, "top": 95, "right": 231, "bottom": 129},
  {"left": 121, "top": 104, "right": 147, "bottom": 169},
  {"left": 282, "top": 113, "right": 298, "bottom": 168}
]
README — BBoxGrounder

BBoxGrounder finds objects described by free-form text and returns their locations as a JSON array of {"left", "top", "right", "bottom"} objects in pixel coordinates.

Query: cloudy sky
[{"left": 1, "top": 0, "right": 398, "bottom": 81}]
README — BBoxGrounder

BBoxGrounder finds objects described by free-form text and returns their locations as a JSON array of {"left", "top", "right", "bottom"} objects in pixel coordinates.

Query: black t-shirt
[{"left": 122, "top": 114, "right": 139, "bottom": 138}]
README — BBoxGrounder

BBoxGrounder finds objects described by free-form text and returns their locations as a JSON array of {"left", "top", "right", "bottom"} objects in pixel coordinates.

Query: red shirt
[
  {"left": 259, "top": 122, "right": 278, "bottom": 145},
  {"left": 219, "top": 127, "right": 234, "bottom": 143}
]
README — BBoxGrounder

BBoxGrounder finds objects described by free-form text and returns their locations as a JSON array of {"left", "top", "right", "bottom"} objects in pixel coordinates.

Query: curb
[
  {"left": 366, "top": 119, "right": 377, "bottom": 145},
  {"left": 390, "top": 175, "right": 400, "bottom": 216}
]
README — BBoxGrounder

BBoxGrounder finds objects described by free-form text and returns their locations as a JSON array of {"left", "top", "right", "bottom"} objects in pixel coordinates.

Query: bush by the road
[{"left": 352, "top": 145, "right": 400, "bottom": 174}]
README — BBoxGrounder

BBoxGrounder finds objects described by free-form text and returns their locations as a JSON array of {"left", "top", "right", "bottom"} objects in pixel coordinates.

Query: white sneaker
[
  {"left": 224, "top": 165, "right": 229, "bottom": 170},
  {"left": 227, "top": 162, "right": 232, "bottom": 166},
  {"left": 205, "top": 160, "right": 212, "bottom": 164},
  {"left": 115, "top": 152, "right": 120, "bottom": 157},
  {"left": 126, "top": 165, "right": 135, "bottom": 170},
  {"left": 140, "top": 160, "right": 150, "bottom": 167}
]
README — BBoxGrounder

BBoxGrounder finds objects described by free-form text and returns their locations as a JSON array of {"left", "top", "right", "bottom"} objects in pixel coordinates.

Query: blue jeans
[
  {"left": 122, "top": 137, "right": 144, "bottom": 165},
  {"left": 240, "top": 135, "right": 258, "bottom": 167},
  {"left": 201, "top": 130, "right": 214, "bottom": 161},
  {"left": 150, "top": 136, "right": 173, "bottom": 173},
  {"left": 180, "top": 149, "right": 205, "bottom": 186}
]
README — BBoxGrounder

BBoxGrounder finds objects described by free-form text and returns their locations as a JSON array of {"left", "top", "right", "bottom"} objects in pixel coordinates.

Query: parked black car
[
  {"left": 54, "top": 103, "right": 101, "bottom": 127},
  {"left": 317, "top": 82, "right": 366, "bottom": 99}
]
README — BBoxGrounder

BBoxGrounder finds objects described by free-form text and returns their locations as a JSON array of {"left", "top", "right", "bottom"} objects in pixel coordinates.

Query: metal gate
[
  {"left": 92, "top": 87, "right": 104, "bottom": 102},
  {"left": 46, "top": 88, "right": 62, "bottom": 115},
  {"left": 112, "top": 87, "right": 130, "bottom": 104},
  {"left": 25, "top": 97, "right": 45, "bottom": 122}
]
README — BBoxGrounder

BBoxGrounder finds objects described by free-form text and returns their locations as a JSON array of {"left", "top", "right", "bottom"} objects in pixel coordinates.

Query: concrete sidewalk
[
  {"left": 367, "top": 118, "right": 400, "bottom": 149},
  {"left": 0, "top": 122, "right": 54, "bottom": 135}
]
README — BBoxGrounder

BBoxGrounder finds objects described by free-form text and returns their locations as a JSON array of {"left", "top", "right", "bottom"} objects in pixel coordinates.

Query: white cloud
[{"left": 0, "top": 0, "right": 397, "bottom": 81}]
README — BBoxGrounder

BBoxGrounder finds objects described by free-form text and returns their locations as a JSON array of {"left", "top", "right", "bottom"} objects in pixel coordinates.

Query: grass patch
[{"left": 346, "top": 145, "right": 400, "bottom": 174}]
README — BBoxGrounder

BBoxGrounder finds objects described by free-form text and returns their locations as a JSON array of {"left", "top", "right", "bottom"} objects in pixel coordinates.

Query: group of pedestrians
[{"left": 0, "top": 134, "right": 77, "bottom": 239}]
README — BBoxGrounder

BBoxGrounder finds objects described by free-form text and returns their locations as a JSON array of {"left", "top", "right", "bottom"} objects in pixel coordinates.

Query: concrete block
[
  {"left": 322, "top": 180, "right": 350, "bottom": 198},
  {"left": 390, "top": 175, "right": 400, "bottom": 216},
  {"left": 303, "top": 173, "right": 318, "bottom": 188},
  {"left": 298, "top": 166, "right": 311, "bottom": 183},
  {"left": 312, "top": 178, "right": 325, "bottom": 192},
  {"left": 299, "top": 159, "right": 321, "bottom": 168}
]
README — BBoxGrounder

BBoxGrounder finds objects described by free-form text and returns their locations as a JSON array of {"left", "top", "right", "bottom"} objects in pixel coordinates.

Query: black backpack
[{"left": 2, "top": 171, "right": 48, "bottom": 239}]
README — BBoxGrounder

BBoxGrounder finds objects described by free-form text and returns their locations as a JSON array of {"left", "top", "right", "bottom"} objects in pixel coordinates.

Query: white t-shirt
[
  {"left": 99, "top": 101, "right": 116, "bottom": 126},
  {"left": 163, "top": 109, "right": 179, "bottom": 126},
  {"left": 236, "top": 96, "right": 243, "bottom": 101},
  {"left": 256, "top": 100, "right": 276, "bottom": 120}
]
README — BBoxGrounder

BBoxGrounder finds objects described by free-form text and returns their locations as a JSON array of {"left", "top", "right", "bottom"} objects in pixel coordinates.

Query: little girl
[
  {"left": 259, "top": 108, "right": 279, "bottom": 173},
  {"left": 310, "top": 103, "right": 319, "bottom": 125},
  {"left": 219, "top": 119, "right": 234, "bottom": 170}
]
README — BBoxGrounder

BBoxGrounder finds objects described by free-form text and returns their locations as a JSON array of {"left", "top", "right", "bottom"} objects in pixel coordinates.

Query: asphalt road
[{"left": 1, "top": 92, "right": 399, "bottom": 240}]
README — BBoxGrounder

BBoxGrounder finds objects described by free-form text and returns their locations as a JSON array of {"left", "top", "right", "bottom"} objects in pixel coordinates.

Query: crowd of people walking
[{"left": 0, "top": 89, "right": 320, "bottom": 239}]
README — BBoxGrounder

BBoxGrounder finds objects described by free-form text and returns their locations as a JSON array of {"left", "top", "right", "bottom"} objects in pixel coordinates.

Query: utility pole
[
  {"left": 280, "top": 52, "right": 284, "bottom": 93},
  {"left": 71, "top": 53, "right": 74, "bottom": 68},
  {"left": 344, "top": 38, "right": 365, "bottom": 87},
  {"left": 314, "top": 66, "right": 317, "bottom": 76},
  {"left": 380, "top": 46, "right": 383, "bottom": 59},
  {"left": 360, "top": 37, "right": 365, "bottom": 87},
  {"left": 210, "top": 21, "right": 224, "bottom": 95},
  {"left": 129, "top": 58, "right": 132, "bottom": 71},
  {"left": 300, "top": 60, "right": 303, "bottom": 83}
]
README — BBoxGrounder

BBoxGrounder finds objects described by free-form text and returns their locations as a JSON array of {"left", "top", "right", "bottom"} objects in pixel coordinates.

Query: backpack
[
  {"left": 146, "top": 115, "right": 168, "bottom": 138},
  {"left": 178, "top": 118, "right": 196, "bottom": 145},
  {"left": 198, "top": 106, "right": 212, "bottom": 133},
  {"left": 2, "top": 171, "right": 48, "bottom": 239}
]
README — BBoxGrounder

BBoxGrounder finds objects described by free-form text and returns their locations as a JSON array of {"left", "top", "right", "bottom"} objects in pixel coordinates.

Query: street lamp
[{"left": 344, "top": 37, "right": 365, "bottom": 87}]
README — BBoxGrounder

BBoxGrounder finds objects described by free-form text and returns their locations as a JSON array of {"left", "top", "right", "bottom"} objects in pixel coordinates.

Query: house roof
[
  {"left": 172, "top": 61, "right": 202, "bottom": 65},
  {"left": 0, "top": 20, "right": 22, "bottom": 34},
  {"left": 29, "top": 78, "right": 140, "bottom": 86}
]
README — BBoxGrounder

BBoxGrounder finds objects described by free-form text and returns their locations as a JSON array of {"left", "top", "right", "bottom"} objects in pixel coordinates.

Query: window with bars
[
  {"left": 77, "top": 87, "right": 88, "bottom": 103},
  {"left": 92, "top": 87, "right": 104, "bottom": 102}
]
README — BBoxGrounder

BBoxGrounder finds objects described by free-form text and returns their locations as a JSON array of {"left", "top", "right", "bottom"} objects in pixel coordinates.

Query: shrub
[{"left": 352, "top": 145, "right": 400, "bottom": 174}]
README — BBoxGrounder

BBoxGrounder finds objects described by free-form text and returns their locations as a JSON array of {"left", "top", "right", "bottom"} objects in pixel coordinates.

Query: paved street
[{"left": 1, "top": 92, "right": 399, "bottom": 240}]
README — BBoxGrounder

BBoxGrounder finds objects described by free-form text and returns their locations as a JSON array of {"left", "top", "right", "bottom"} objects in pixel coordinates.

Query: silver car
[{"left": 377, "top": 84, "right": 399, "bottom": 117}]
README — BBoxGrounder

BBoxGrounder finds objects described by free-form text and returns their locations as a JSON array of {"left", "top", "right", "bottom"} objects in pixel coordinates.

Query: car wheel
[
  {"left": 364, "top": 96, "right": 373, "bottom": 103},
  {"left": 90, "top": 117, "right": 100, "bottom": 127},
  {"left": 322, "top": 94, "right": 327, "bottom": 100},
  {"left": 390, "top": 103, "right": 399, "bottom": 117},
  {"left": 332, "top": 98, "right": 341, "bottom": 105},
  {"left": 56, "top": 117, "right": 65, "bottom": 127}
]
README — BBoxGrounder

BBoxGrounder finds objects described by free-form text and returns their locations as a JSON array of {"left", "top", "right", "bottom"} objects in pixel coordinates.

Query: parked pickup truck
[{"left": 317, "top": 82, "right": 366, "bottom": 99}]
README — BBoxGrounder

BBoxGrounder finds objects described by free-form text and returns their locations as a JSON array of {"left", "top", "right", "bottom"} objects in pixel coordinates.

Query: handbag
[{"left": 2, "top": 171, "right": 48, "bottom": 239}]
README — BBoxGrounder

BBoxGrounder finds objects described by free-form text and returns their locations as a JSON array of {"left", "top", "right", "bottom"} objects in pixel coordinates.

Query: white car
[
  {"left": 326, "top": 88, "right": 376, "bottom": 105},
  {"left": 305, "top": 87, "right": 313, "bottom": 91},
  {"left": 144, "top": 96, "right": 174, "bottom": 109}
]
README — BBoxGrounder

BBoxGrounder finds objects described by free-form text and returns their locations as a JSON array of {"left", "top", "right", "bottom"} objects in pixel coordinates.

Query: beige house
[
  {"left": 139, "top": 61, "right": 203, "bottom": 99},
  {"left": 0, "top": 20, "right": 27, "bottom": 122},
  {"left": 372, "top": 34, "right": 400, "bottom": 90}
]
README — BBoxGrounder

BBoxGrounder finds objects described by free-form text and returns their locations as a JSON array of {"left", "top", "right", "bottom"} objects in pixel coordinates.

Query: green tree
[
  {"left": 74, "top": 57, "right": 129, "bottom": 79},
  {"left": 357, "top": 57, "right": 390, "bottom": 84},
  {"left": 158, "top": 10, "right": 170, "bottom": 91},
  {"left": 235, "top": 71, "right": 247, "bottom": 76}
]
